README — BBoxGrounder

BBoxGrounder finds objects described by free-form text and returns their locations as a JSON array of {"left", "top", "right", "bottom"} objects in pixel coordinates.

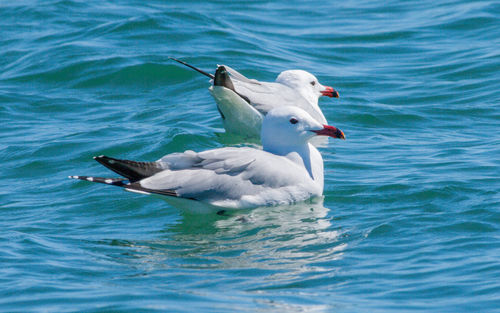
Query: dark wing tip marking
[
  {"left": 214, "top": 66, "right": 233, "bottom": 89},
  {"left": 69, "top": 175, "right": 128, "bottom": 186},
  {"left": 125, "top": 183, "right": 179, "bottom": 198},
  {"left": 68, "top": 167, "right": 180, "bottom": 200},
  {"left": 235, "top": 92, "right": 251, "bottom": 104},
  {"left": 214, "top": 66, "right": 251, "bottom": 104},
  {"left": 94, "top": 155, "right": 163, "bottom": 182},
  {"left": 69, "top": 175, "right": 178, "bottom": 197},
  {"left": 168, "top": 57, "right": 215, "bottom": 79}
]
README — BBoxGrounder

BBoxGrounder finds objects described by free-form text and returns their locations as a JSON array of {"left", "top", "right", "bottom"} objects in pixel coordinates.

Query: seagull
[
  {"left": 169, "top": 57, "right": 339, "bottom": 138},
  {"left": 69, "top": 106, "right": 345, "bottom": 212}
]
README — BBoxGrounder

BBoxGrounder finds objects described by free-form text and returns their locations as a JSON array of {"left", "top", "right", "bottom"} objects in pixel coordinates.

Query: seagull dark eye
[
  {"left": 310, "top": 81, "right": 316, "bottom": 86},
  {"left": 289, "top": 118, "right": 298, "bottom": 124}
]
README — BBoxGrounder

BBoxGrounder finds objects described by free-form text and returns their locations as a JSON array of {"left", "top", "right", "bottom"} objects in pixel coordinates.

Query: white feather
[{"left": 138, "top": 106, "right": 335, "bottom": 209}]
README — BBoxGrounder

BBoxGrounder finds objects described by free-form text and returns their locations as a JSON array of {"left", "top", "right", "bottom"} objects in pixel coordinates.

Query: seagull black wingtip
[
  {"left": 214, "top": 66, "right": 251, "bottom": 104},
  {"left": 168, "top": 57, "right": 215, "bottom": 79}
]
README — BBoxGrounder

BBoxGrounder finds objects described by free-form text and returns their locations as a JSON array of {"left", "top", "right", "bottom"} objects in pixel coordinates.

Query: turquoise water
[{"left": 1, "top": 0, "right": 500, "bottom": 311}]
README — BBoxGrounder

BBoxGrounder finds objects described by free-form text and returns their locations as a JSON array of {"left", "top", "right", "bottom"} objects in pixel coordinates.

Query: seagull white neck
[
  {"left": 262, "top": 141, "right": 324, "bottom": 186},
  {"left": 295, "top": 88, "right": 327, "bottom": 124},
  {"left": 297, "top": 87, "right": 319, "bottom": 107}
]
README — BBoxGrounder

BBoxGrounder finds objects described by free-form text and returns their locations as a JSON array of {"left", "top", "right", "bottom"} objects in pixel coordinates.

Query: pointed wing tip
[
  {"left": 68, "top": 175, "right": 94, "bottom": 182},
  {"left": 125, "top": 188, "right": 152, "bottom": 195},
  {"left": 168, "top": 57, "right": 215, "bottom": 79}
]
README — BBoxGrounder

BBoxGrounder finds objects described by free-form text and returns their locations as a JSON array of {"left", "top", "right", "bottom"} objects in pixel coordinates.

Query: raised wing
[
  {"left": 223, "top": 69, "right": 326, "bottom": 124},
  {"left": 223, "top": 65, "right": 262, "bottom": 85}
]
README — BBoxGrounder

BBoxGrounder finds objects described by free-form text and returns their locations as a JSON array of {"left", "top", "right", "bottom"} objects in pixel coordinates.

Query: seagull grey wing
[
  {"left": 231, "top": 80, "right": 322, "bottom": 119},
  {"left": 141, "top": 148, "right": 260, "bottom": 201},
  {"left": 138, "top": 147, "right": 316, "bottom": 208},
  {"left": 230, "top": 81, "right": 287, "bottom": 114},
  {"left": 197, "top": 150, "right": 256, "bottom": 176},
  {"left": 156, "top": 150, "right": 203, "bottom": 169},
  {"left": 223, "top": 65, "right": 262, "bottom": 85}
]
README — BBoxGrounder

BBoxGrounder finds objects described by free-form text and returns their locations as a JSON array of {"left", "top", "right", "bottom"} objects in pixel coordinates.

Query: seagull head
[
  {"left": 276, "top": 70, "right": 339, "bottom": 104},
  {"left": 261, "top": 106, "right": 345, "bottom": 153}
]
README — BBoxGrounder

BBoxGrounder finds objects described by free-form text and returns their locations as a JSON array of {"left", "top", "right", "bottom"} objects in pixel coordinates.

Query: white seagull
[
  {"left": 69, "top": 106, "right": 345, "bottom": 212},
  {"left": 169, "top": 57, "right": 339, "bottom": 138}
]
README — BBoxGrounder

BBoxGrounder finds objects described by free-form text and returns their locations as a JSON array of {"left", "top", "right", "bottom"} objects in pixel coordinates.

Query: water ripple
[{"left": 1, "top": 0, "right": 499, "bottom": 311}]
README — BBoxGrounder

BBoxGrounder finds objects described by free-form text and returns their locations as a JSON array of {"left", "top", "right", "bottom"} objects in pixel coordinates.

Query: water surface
[{"left": 1, "top": 0, "right": 499, "bottom": 312}]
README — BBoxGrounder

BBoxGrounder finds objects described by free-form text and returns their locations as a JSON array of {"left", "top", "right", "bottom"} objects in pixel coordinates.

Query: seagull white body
[
  {"left": 70, "top": 106, "right": 345, "bottom": 212},
  {"left": 170, "top": 58, "right": 339, "bottom": 138}
]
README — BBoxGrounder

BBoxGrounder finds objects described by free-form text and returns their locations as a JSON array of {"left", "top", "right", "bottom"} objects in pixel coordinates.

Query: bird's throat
[{"left": 264, "top": 143, "right": 317, "bottom": 181}]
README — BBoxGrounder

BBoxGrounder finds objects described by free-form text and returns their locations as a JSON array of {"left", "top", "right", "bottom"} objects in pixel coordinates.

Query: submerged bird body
[
  {"left": 70, "top": 107, "right": 345, "bottom": 211},
  {"left": 170, "top": 58, "right": 339, "bottom": 138}
]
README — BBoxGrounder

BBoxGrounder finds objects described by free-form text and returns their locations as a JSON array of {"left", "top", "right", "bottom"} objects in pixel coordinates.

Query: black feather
[
  {"left": 169, "top": 57, "right": 214, "bottom": 79},
  {"left": 214, "top": 66, "right": 251, "bottom": 104},
  {"left": 125, "top": 183, "right": 179, "bottom": 197},
  {"left": 69, "top": 175, "right": 179, "bottom": 197},
  {"left": 69, "top": 175, "right": 127, "bottom": 186},
  {"left": 94, "top": 155, "right": 163, "bottom": 182}
]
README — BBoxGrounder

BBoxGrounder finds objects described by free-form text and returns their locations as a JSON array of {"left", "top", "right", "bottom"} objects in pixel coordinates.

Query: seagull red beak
[
  {"left": 312, "top": 125, "right": 345, "bottom": 139},
  {"left": 320, "top": 86, "right": 339, "bottom": 98}
]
